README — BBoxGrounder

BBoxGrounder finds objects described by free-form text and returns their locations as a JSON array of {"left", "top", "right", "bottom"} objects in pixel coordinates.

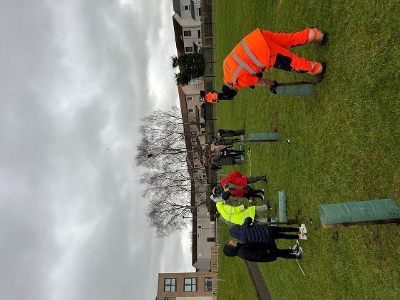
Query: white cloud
[{"left": 0, "top": 0, "right": 191, "bottom": 299}]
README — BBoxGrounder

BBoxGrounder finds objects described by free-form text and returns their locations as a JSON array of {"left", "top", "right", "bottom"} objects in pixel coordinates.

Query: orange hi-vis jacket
[
  {"left": 223, "top": 29, "right": 271, "bottom": 90},
  {"left": 204, "top": 92, "right": 218, "bottom": 103}
]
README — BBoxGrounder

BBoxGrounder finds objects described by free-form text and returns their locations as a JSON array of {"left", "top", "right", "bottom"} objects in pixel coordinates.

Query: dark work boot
[
  {"left": 315, "top": 62, "right": 326, "bottom": 83},
  {"left": 318, "top": 31, "right": 329, "bottom": 46}
]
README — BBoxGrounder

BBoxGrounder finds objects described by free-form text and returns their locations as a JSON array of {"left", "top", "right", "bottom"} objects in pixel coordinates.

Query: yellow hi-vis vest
[{"left": 216, "top": 202, "right": 256, "bottom": 225}]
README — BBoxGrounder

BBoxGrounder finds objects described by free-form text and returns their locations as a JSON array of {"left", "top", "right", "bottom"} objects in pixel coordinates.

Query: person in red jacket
[
  {"left": 221, "top": 27, "right": 328, "bottom": 99},
  {"left": 220, "top": 170, "right": 267, "bottom": 187},
  {"left": 213, "top": 170, "right": 268, "bottom": 205}
]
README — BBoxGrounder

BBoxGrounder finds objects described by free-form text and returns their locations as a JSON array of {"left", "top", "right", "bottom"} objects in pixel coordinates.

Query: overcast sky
[{"left": 0, "top": 1, "right": 194, "bottom": 299}]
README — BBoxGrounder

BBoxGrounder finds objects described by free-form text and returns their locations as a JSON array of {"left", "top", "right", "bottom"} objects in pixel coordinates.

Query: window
[
  {"left": 164, "top": 278, "right": 176, "bottom": 292},
  {"left": 185, "top": 47, "right": 193, "bottom": 53},
  {"left": 205, "top": 277, "right": 212, "bottom": 291},
  {"left": 183, "top": 30, "right": 191, "bottom": 37},
  {"left": 207, "top": 237, "right": 215, "bottom": 242},
  {"left": 188, "top": 108, "right": 194, "bottom": 113},
  {"left": 184, "top": 5, "right": 190, "bottom": 11},
  {"left": 198, "top": 252, "right": 203, "bottom": 258},
  {"left": 184, "top": 278, "right": 197, "bottom": 292},
  {"left": 186, "top": 96, "right": 193, "bottom": 101}
]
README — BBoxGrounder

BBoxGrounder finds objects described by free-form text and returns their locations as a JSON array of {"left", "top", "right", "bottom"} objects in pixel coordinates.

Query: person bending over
[{"left": 220, "top": 27, "right": 328, "bottom": 99}]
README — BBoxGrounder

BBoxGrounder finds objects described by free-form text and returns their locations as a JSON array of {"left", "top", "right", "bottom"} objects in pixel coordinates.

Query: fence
[{"left": 201, "top": 0, "right": 216, "bottom": 92}]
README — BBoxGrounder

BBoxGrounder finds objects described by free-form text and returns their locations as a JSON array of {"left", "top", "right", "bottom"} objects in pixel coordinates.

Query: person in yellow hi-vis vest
[{"left": 211, "top": 195, "right": 270, "bottom": 225}]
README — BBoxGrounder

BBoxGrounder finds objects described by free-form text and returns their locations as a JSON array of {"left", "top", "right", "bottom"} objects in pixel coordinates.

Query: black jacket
[{"left": 237, "top": 242, "right": 277, "bottom": 262}]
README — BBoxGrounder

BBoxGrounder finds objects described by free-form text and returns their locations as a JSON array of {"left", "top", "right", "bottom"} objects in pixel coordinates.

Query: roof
[
  {"left": 172, "top": 0, "right": 181, "bottom": 15},
  {"left": 172, "top": 14, "right": 184, "bottom": 54}
]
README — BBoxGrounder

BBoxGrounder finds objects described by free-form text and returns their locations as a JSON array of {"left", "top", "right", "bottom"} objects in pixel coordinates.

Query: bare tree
[
  {"left": 145, "top": 182, "right": 209, "bottom": 238},
  {"left": 136, "top": 106, "right": 202, "bottom": 169},
  {"left": 136, "top": 106, "right": 208, "bottom": 237}
]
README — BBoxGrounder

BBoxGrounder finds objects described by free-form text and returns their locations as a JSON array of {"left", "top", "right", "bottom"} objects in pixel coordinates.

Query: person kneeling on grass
[{"left": 223, "top": 240, "right": 303, "bottom": 262}]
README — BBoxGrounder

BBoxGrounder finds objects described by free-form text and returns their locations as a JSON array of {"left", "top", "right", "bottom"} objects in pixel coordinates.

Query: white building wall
[{"left": 173, "top": 13, "right": 201, "bottom": 53}]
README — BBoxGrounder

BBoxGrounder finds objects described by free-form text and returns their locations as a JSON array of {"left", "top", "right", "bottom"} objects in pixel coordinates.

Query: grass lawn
[{"left": 212, "top": 1, "right": 400, "bottom": 299}]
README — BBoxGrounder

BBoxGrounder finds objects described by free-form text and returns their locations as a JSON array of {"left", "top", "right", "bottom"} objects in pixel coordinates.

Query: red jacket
[
  {"left": 230, "top": 188, "right": 246, "bottom": 198},
  {"left": 220, "top": 170, "right": 248, "bottom": 187}
]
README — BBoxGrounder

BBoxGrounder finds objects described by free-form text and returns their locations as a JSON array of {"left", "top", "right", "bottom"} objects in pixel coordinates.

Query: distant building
[
  {"left": 172, "top": 0, "right": 202, "bottom": 54},
  {"left": 155, "top": 271, "right": 215, "bottom": 300}
]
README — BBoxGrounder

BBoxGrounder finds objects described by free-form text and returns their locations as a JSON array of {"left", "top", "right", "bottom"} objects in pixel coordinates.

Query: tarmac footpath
[{"left": 245, "top": 261, "right": 272, "bottom": 300}]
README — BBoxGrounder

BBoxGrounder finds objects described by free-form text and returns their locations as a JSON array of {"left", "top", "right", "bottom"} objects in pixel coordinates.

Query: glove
[{"left": 270, "top": 81, "right": 279, "bottom": 94}]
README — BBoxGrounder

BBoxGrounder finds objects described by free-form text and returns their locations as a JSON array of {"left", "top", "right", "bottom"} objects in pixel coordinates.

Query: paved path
[{"left": 246, "top": 261, "right": 272, "bottom": 300}]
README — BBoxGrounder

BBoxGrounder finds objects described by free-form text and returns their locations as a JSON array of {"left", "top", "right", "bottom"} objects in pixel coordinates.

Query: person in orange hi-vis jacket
[
  {"left": 220, "top": 27, "right": 328, "bottom": 99},
  {"left": 200, "top": 90, "right": 234, "bottom": 104}
]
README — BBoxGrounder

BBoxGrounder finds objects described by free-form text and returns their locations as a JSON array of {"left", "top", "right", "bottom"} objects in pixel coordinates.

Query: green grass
[{"left": 213, "top": 0, "right": 400, "bottom": 299}]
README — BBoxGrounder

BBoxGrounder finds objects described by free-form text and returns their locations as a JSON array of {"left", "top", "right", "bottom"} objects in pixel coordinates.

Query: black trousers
[
  {"left": 217, "top": 129, "right": 245, "bottom": 137},
  {"left": 272, "top": 248, "right": 297, "bottom": 259},
  {"left": 244, "top": 187, "right": 264, "bottom": 201},
  {"left": 247, "top": 176, "right": 265, "bottom": 184},
  {"left": 270, "top": 226, "right": 299, "bottom": 240}
]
